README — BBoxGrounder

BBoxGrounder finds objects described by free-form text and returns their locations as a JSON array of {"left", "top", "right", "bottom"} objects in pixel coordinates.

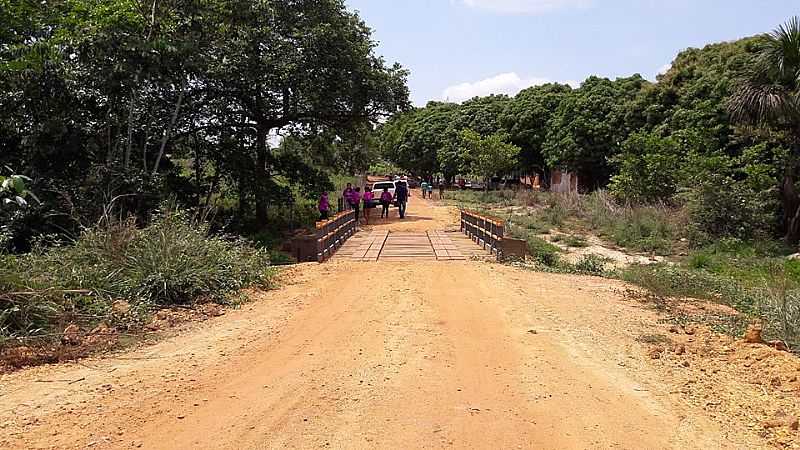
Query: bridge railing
[
  {"left": 315, "top": 209, "right": 357, "bottom": 262},
  {"left": 460, "top": 209, "right": 505, "bottom": 257}
]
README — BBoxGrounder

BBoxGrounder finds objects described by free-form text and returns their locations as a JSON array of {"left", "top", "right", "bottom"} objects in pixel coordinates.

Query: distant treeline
[{"left": 380, "top": 21, "right": 800, "bottom": 243}]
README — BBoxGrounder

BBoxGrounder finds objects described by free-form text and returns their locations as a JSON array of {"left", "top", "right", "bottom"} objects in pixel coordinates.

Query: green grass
[
  {"left": 1, "top": 208, "right": 274, "bottom": 344},
  {"left": 620, "top": 257, "right": 800, "bottom": 351},
  {"left": 449, "top": 188, "right": 798, "bottom": 350},
  {"left": 461, "top": 190, "right": 678, "bottom": 255},
  {"left": 526, "top": 236, "right": 562, "bottom": 267},
  {"left": 684, "top": 239, "right": 799, "bottom": 287},
  {"left": 551, "top": 234, "right": 589, "bottom": 248}
]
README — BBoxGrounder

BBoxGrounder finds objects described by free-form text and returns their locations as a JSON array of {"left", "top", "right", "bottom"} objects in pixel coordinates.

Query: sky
[{"left": 344, "top": 0, "right": 798, "bottom": 105}]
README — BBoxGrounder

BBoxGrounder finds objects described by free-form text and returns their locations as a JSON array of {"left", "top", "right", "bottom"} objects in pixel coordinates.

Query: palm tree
[{"left": 729, "top": 16, "right": 800, "bottom": 243}]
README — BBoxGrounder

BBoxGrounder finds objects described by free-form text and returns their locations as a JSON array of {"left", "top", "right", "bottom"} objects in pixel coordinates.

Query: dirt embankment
[{"left": 0, "top": 195, "right": 798, "bottom": 449}]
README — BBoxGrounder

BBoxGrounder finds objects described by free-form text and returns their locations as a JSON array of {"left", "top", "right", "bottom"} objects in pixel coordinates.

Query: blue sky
[{"left": 345, "top": 0, "right": 798, "bottom": 105}]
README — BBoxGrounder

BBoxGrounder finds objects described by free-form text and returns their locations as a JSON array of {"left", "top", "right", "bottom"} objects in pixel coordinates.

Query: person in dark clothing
[
  {"left": 438, "top": 180, "right": 445, "bottom": 200},
  {"left": 395, "top": 181, "right": 409, "bottom": 219}
]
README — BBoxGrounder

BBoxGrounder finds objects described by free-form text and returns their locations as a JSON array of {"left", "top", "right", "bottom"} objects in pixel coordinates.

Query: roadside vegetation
[
  {"left": 447, "top": 188, "right": 800, "bottom": 351},
  {"left": 1, "top": 207, "right": 273, "bottom": 361}
]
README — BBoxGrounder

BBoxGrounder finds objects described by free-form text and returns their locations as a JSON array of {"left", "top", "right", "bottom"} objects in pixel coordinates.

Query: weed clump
[{"left": 0, "top": 208, "right": 272, "bottom": 345}]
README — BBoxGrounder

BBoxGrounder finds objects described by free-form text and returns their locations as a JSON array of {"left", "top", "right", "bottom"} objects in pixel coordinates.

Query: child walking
[
  {"left": 342, "top": 183, "right": 353, "bottom": 210},
  {"left": 318, "top": 191, "right": 330, "bottom": 220},
  {"left": 380, "top": 187, "right": 392, "bottom": 219},
  {"left": 362, "top": 187, "right": 374, "bottom": 225},
  {"left": 350, "top": 187, "right": 362, "bottom": 221}
]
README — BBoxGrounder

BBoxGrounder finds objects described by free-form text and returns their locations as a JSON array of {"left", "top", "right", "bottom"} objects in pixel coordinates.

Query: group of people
[
  {"left": 317, "top": 180, "right": 410, "bottom": 223},
  {"left": 420, "top": 179, "right": 446, "bottom": 200}
]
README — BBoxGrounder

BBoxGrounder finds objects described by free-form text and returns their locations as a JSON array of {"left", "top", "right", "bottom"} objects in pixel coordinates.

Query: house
[{"left": 549, "top": 169, "right": 579, "bottom": 194}]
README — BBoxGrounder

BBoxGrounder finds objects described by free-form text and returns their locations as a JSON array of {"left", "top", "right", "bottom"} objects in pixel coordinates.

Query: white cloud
[
  {"left": 442, "top": 72, "right": 578, "bottom": 103},
  {"left": 646, "top": 63, "right": 672, "bottom": 82},
  {"left": 460, "top": 0, "right": 593, "bottom": 14}
]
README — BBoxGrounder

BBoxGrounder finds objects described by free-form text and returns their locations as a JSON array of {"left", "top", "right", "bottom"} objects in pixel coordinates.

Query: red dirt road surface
[{"left": 1, "top": 195, "right": 798, "bottom": 449}]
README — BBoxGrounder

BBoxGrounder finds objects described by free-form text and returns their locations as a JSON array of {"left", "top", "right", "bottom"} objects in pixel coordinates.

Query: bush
[
  {"left": 573, "top": 254, "right": 608, "bottom": 275},
  {"left": 120, "top": 211, "right": 271, "bottom": 305},
  {"left": 527, "top": 236, "right": 561, "bottom": 267},
  {"left": 680, "top": 152, "right": 778, "bottom": 242},
  {"left": 609, "top": 131, "right": 681, "bottom": 203},
  {"left": 607, "top": 207, "right": 675, "bottom": 255},
  {"left": 683, "top": 180, "right": 777, "bottom": 242},
  {"left": 551, "top": 234, "right": 588, "bottom": 248},
  {"left": 0, "top": 209, "right": 273, "bottom": 343}
]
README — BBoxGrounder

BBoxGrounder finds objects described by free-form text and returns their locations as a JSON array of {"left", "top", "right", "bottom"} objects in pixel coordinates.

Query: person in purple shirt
[
  {"left": 342, "top": 183, "right": 353, "bottom": 210},
  {"left": 350, "top": 187, "right": 362, "bottom": 221},
  {"left": 318, "top": 192, "right": 330, "bottom": 220},
  {"left": 362, "top": 186, "right": 375, "bottom": 225}
]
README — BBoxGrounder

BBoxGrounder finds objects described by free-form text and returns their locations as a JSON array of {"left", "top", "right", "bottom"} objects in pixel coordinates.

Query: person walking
[
  {"left": 420, "top": 180, "right": 428, "bottom": 199},
  {"left": 318, "top": 192, "right": 330, "bottom": 221},
  {"left": 342, "top": 183, "right": 353, "bottom": 211},
  {"left": 362, "top": 186, "right": 374, "bottom": 225},
  {"left": 426, "top": 180, "right": 433, "bottom": 200},
  {"left": 395, "top": 180, "right": 409, "bottom": 219},
  {"left": 438, "top": 180, "right": 445, "bottom": 200},
  {"left": 380, "top": 186, "right": 392, "bottom": 219},
  {"left": 350, "top": 187, "right": 362, "bottom": 222}
]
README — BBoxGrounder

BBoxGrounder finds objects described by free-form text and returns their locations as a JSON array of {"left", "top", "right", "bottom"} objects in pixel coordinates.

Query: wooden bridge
[
  {"left": 335, "top": 230, "right": 488, "bottom": 262},
  {"left": 294, "top": 209, "right": 518, "bottom": 263}
]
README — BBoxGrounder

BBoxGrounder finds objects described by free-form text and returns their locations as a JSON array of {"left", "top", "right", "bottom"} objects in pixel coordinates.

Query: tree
[
  {"left": 203, "top": 0, "right": 410, "bottom": 223},
  {"left": 501, "top": 83, "right": 572, "bottom": 180},
  {"left": 0, "top": 0, "right": 410, "bottom": 247},
  {"left": 543, "top": 75, "right": 648, "bottom": 188},
  {"left": 379, "top": 102, "right": 458, "bottom": 178},
  {"left": 608, "top": 131, "right": 682, "bottom": 203},
  {"left": 728, "top": 16, "right": 800, "bottom": 243},
  {"left": 459, "top": 130, "right": 520, "bottom": 191}
]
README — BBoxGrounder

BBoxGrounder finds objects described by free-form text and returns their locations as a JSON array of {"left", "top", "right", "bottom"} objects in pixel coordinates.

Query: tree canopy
[
  {"left": 377, "top": 18, "right": 799, "bottom": 242},
  {"left": 0, "top": 0, "right": 409, "bottom": 249}
]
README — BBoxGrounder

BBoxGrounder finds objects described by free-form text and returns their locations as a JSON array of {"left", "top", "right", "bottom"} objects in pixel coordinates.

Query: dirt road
[{"left": 0, "top": 194, "right": 792, "bottom": 449}]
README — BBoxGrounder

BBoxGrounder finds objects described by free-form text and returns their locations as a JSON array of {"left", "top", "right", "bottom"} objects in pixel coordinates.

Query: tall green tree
[
  {"left": 379, "top": 102, "right": 458, "bottom": 179},
  {"left": 200, "top": 0, "right": 409, "bottom": 223},
  {"left": 0, "top": 0, "right": 410, "bottom": 246},
  {"left": 543, "top": 75, "right": 648, "bottom": 187},
  {"left": 459, "top": 130, "right": 520, "bottom": 190},
  {"left": 729, "top": 16, "right": 800, "bottom": 242},
  {"left": 501, "top": 83, "right": 572, "bottom": 180}
]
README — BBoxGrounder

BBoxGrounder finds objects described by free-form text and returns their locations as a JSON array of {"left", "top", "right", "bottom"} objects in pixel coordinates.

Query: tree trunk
[
  {"left": 193, "top": 139, "right": 202, "bottom": 207},
  {"left": 151, "top": 83, "right": 185, "bottom": 177},
  {"left": 254, "top": 128, "right": 270, "bottom": 226},
  {"left": 124, "top": 71, "right": 142, "bottom": 170},
  {"left": 204, "top": 166, "right": 220, "bottom": 209},
  {"left": 782, "top": 166, "right": 800, "bottom": 245}
]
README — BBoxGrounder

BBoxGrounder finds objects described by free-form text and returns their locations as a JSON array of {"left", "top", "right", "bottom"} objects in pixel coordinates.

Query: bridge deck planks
[{"left": 333, "top": 229, "right": 487, "bottom": 262}]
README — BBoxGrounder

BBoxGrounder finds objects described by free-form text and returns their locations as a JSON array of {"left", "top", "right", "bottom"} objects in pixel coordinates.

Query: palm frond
[
  {"left": 764, "top": 16, "right": 800, "bottom": 88},
  {"left": 730, "top": 16, "right": 800, "bottom": 129},
  {"left": 728, "top": 79, "right": 800, "bottom": 125}
]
